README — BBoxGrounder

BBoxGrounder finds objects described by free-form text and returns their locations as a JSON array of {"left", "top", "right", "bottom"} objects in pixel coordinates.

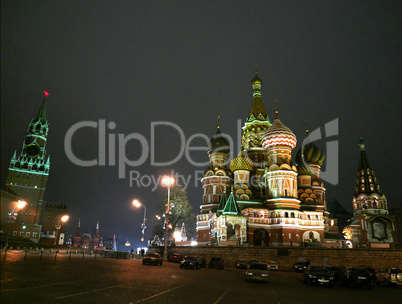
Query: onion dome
[
  {"left": 230, "top": 149, "right": 254, "bottom": 172},
  {"left": 295, "top": 148, "right": 314, "bottom": 175},
  {"left": 208, "top": 126, "right": 230, "bottom": 155},
  {"left": 295, "top": 142, "right": 325, "bottom": 171},
  {"left": 261, "top": 116, "right": 297, "bottom": 149}
]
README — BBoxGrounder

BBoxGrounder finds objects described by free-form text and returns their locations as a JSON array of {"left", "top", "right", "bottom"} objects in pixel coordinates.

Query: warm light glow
[
  {"left": 173, "top": 231, "right": 181, "bottom": 240},
  {"left": 61, "top": 215, "right": 69, "bottom": 223},
  {"left": 17, "top": 200, "right": 27, "bottom": 209},
  {"left": 132, "top": 199, "right": 141, "bottom": 208},
  {"left": 125, "top": 241, "right": 131, "bottom": 247},
  {"left": 191, "top": 241, "right": 198, "bottom": 246},
  {"left": 161, "top": 176, "right": 175, "bottom": 187}
]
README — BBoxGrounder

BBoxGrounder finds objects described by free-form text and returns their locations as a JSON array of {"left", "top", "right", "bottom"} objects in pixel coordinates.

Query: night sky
[{"left": 2, "top": 1, "right": 401, "bottom": 250}]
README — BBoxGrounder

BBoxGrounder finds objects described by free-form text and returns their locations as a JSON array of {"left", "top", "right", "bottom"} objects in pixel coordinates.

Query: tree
[{"left": 152, "top": 186, "right": 195, "bottom": 242}]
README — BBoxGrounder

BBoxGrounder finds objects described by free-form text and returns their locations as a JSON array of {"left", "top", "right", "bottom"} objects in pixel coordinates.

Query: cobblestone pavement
[{"left": 1, "top": 251, "right": 402, "bottom": 304}]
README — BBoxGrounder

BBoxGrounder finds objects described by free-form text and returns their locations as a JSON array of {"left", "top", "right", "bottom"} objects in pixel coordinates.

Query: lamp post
[
  {"left": 161, "top": 176, "right": 174, "bottom": 261},
  {"left": 132, "top": 199, "right": 146, "bottom": 256},
  {"left": 5, "top": 200, "right": 27, "bottom": 248},
  {"left": 54, "top": 215, "right": 69, "bottom": 245}
]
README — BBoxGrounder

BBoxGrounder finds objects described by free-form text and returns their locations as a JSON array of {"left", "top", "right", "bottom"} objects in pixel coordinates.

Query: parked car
[
  {"left": 180, "top": 256, "right": 199, "bottom": 269},
  {"left": 294, "top": 261, "right": 310, "bottom": 272},
  {"left": 327, "top": 266, "right": 345, "bottom": 283},
  {"left": 168, "top": 253, "right": 182, "bottom": 263},
  {"left": 208, "top": 257, "right": 224, "bottom": 269},
  {"left": 268, "top": 261, "right": 279, "bottom": 271},
  {"left": 245, "top": 262, "right": 269, "bottom": 283},
  {"left": 236, "top": 259, "right": 248, "bottom": 269},
  {"left": 142, "top": 253, "right": 163, "bottom": 266},
  {"left": 196, "top": 257, "right": 206, "bottom": 268},
  {"left": 248, "top": 260, "right": 260, "bottom": 267},
  {"left": 340, "top": 267, "right": 375, "bottom": 289},
  {"left": 359, "top": 266, "right": 377, "bottom": 283},
  {"left": 303, "top": 265, "right": 335, "bottom": 287},
  {"left": 376, "top": 267, "right": 393, "bottom": 286},
  {"left": 390, "top": 268, "right": 402, "bottom": 286}
]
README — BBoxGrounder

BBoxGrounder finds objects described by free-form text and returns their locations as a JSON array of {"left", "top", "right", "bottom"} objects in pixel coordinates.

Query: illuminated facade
[
  {"left": 342, "top": 139, "right": 398, "bottom": 248},
  {"left": 0, "top": 93, "right": 68, "bottom": 244},
  {"left": 196, "top": 74, "right": 340, "bottom": 247},
  {"left": 71, "top": 218, "right": 104, "bottom": 249}
]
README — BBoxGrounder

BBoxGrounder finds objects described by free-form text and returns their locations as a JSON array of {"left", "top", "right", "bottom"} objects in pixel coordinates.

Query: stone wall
[{"left": 152, "top": 246, "right": 402, "bottom": 270}]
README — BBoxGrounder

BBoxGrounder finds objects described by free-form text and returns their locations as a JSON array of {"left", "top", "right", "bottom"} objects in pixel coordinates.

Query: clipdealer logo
[{"left": 64, "top": 118, "right": 339, "bottom": 190}]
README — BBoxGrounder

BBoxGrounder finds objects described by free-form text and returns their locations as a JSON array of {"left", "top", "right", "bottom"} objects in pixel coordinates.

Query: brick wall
[{"left": 152, "top": 246, "right": 402, "bottom": 270}]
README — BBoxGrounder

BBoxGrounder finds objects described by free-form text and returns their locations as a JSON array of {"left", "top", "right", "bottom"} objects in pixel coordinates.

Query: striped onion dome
[
  {"left": 208, "top": 126, "right": 230, "bottom": 155},
  {"left": 261, "top": 117, "right": 297, "bottom": 149},
  {"left": 295, "top": 141, "right": 325, "bottom": 175},
  {"left": 230, "top": 149, "right": 254, "bottom": 172}
]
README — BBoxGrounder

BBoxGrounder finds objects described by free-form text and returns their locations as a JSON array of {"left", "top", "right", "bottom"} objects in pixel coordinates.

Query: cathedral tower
[
  {"left": 241, "top": 73, "right": 272, "bottom": 199},
  {"left": 261, "top": 109, "right": 299, "bottom": 210},
  {"left": 201, "top": 125, "right": 232, "bottom": 214},
  {"left": 343, "top": 138, "right": 398, "bottom": 248}
]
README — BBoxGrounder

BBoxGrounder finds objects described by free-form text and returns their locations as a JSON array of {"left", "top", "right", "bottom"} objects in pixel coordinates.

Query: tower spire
[
  {"left": 305, "top": 119, "right": 309, "bottom": 136},
  {"left": 274, "top": 99, "right": 279, "bottom": 119},
  {"left": 35, "top": 91, "right": 49, "bottom": 123},
  {"left": 247, "top": 72, "right": 269, "bottom": 123},
  {"left": 355, "top": 138, "right": 382, "bottom": 196}
]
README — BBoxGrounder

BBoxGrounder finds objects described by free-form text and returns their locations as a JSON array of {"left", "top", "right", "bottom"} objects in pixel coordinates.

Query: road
[{"left": 1, "top": 253, "right": 401, "bottom": 304}]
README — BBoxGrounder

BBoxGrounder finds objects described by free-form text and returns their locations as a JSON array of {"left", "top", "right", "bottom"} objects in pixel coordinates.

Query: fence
[{"left": 1, "top": 247, "right": 134, "bottom": 262}]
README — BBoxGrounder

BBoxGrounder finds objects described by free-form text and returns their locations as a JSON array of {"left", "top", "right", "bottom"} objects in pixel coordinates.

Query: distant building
[
  {"left": 1, "top": 93, "right": 68, "bottom": 244},
  {"left": 196, "top": 74, "right": 341, "bottom": 247},
  {"left": 342, "top": 139, "right": 399, "bottom": 248},
  {"left": 70, "top": 218, "right": 104, "bottom": 249}
]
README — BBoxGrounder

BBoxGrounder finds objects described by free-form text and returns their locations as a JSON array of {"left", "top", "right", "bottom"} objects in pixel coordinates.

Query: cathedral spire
[
  {"left": 355, "top": 138, "right": 382, "bottom": 196},
  {"left": 247, "top": 72, "right": 270, "bottom": 123}
]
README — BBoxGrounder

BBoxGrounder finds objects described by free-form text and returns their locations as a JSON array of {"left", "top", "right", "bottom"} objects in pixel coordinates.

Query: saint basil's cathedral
[{"left": 195, "top": 74, "right": 398, "bottom": 248}]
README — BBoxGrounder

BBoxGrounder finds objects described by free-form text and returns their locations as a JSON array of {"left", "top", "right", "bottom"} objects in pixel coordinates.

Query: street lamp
[
  {"left": 161, "top": 176, "right": 174, "bottom": 261},
  {"left": 132, "top": 199, "right": 147, "bottom": 256},
  {"left": 5, "top": 200, "right": 27, "bottom": 248},
  {"left": 54, "top": 215, "right": 69, "bottom": 245}
]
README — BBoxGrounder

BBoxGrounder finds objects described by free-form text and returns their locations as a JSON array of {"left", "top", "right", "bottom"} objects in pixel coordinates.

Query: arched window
[
  {"left": 285, "top": 212, "right": 289, "bottom": 218},
  {"left": 291, "top": 212, "right": 295, "bottom": 218}
]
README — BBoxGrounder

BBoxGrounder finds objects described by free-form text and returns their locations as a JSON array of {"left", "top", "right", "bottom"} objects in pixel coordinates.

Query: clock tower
[{"left": 5, "top": 92, "right": 50, "bottom": 225}]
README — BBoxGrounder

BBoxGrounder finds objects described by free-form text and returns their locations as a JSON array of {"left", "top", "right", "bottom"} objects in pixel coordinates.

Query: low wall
[{"left": 152, "top": 246, "right": 402, "bottom": 270}]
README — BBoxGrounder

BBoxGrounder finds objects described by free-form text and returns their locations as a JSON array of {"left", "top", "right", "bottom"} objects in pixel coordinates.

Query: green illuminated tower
[{"left": 5, "top": 92, "right": 50, "bottom": 225}]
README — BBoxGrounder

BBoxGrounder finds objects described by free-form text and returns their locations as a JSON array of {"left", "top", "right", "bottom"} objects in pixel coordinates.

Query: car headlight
[
  {"left": 262, "top": 274, "right": 268, "bottom": 277},
  {"left": 246, "top": 272, "right": 253, "bottom": 275}
]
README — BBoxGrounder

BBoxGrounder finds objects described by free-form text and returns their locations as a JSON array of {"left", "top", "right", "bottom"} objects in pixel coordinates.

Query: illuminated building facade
[
  {"left": 196, "top": 74, "right": 340, "bottom": 247},
  {"left": 0, "top": 93, "right": 68, "bottom": 244},
  {"left": 71, "top": 218, "right": 104, "bottom": 249},
  {"left": 342, "top": 139, "right": 398, "bottom": 248}
]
